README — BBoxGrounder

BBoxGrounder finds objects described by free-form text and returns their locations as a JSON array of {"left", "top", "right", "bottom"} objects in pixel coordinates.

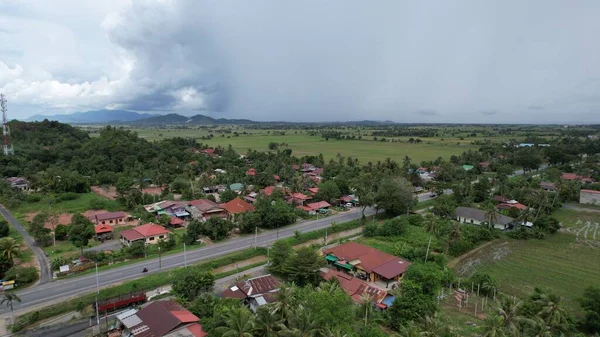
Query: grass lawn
[
  {"left": 453, "top": 234, "right": 600, "bottom": 313},
  {"left": 13, "top": 193, "right": 123, "bottom": 216},
  {"left": 552, "top": 208, "right": 600, "bottom": 228}
]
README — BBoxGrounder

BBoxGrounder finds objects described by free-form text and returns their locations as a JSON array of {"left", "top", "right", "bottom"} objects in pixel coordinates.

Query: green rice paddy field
[
  {"left": 453, "top": 233, "right": 600, "bottom": 313},
  {"left": 129, "top": 128, "right": 484, "bottom": 163}
]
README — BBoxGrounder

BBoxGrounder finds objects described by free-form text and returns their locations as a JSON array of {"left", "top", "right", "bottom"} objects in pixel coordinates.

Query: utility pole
[
  {"left": 95, "top": 263, "right": 100, "bottom": 326},
  {"left": 254, "top": 227, "right": 258, "bottom": 249},
  {"left": 424, "top": 237, "right": 432, "bottom": 262},
  {"left": 183, "top": 243, "right": 187, "bottom": 267},
  {"left": 158, "top": 247, "right": 162, "bottom": 270}
]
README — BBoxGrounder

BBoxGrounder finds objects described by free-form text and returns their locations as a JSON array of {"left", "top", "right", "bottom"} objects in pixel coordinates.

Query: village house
[
  {"left": 246, "top": 168, "right": 257, "bottom": 176},
  {"left": 114, "top": 300, "right": 207, "bottom": 337},
  {"left": 221, "top": 274, "right": 280, "bottom": 312},
  {"left": 307, "top": 187, "right": 319, "bottom": 196},
  {"left": 580, "top": 189, "right": 600, "bottom": 205},
  {"left": 322, "top": 242, "right": 411, "bottom": 287},
  {"left": 262, "top": 186, "right": 287, "bottom": 197},
  {"left": 297, "top": 201, "right": 331, "bottom": 215},
  {"left": 220, "top": 198, "right": 255, "bottom": 222},
  {"left": 229, "top": 183, "right": 244, "bottom": 193},
  {"left": 562, "top": 173, "right": 595, "bottom": 184},
  {"left": 496, "top": 200, "right": 528, "bottom": 211},
  {"left": 478, "top": 162, "right": 490, "bottom": 170},
  {"left": 202, "top": 185, "right": 226, "bottom": 194},
  {"left": 145, "top": 201, "right": 189, "bottom": 219},
  {"left": 455, "top": 206, "right": 514, "bottom": 230},
  {"left": 321, "top": 269, "right": 395, "bottom": 310},
  {"left": 339, "top": 195, "right": 359, "bottom": 207},
  {"left": 88, "top": 211, "right": 130, "bottom": 226},
  {"left": 120, "top": 223, "right": 170, "bottom": 247},
  {"left": 94, "top": 224, "right": 113, "bottom": 241},
  {"left": 287, "top": 192, "right": 311, "bottom": 206},
  {"left": 6, "top": 177, "right": 29, "bottom": 191},
  {"left": 540, "top": 181, "right": 557, "bottom": 192},
  {"left": 188, "top": 199, "right": 227, "bottom": 221},
  {"left": 492, "top": 195, "right": 510, "bottom": 203}
]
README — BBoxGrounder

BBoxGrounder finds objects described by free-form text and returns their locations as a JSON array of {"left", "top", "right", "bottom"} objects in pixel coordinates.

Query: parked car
[{"left": 344, "top": 203, "right": 353, "bottom": 208}]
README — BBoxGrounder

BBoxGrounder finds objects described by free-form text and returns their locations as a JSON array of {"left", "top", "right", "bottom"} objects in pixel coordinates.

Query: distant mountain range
[
  {"left": 23, "top": 110, "right": 396, "bottom": 125},
  {"left": 25, "top": 110, "right": 160, "bottom": 123}
]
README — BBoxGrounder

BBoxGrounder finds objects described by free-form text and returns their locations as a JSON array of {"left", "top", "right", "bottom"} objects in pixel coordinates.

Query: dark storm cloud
[{"left": 3, "top": 0, "right": 600, "bottom": 123}]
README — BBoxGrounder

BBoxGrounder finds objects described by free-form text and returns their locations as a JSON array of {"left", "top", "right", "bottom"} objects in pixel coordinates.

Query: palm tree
[
  {"left": 396, "top": 321, "right": 422, "bottom": 337},
  {"left": 445, "top": 222, "right": 462, "bottom": 253},
  {"left": 527, "top": 317, "right": 553, "bottom": 337},
  {"left": 495, "top": 296, "right": 532, "bottom": 336},
  {"left": 484, "top": 202, "right": 499, "bottom": 229},
  {"left": 323, "top": 328, "right": 348, "bottom": 337},
  {"left": 423, "top": 214, "right": 439, "bottom": 236},
  {"left": 419, "top": 314, "right": 450, "bottom": 337},
  {"left": 356, "top": 293, "right": 375, "bottom": 327},
  {"left": 535, "top": 293, "right": 569, "bottom": 333},
  {"left": 1, "top": 293, "right": 22, "bottom": 324},
  {"left": 272, "top": 284, "right": 297, "bottom": 323},
  {"left": 482, "top": 314, "right": 507, "bottom": 337},
  {"left": 0, "top": 237, "right": 20, "bottom": 263},
  {"left": 285, "top": 305, "right": 323, "bottom": 337},
  {"left": 253, "top": 306, "right": 285, "bottom": 337},
  {"left": 317, "top": 280, "right": 340, "bottom": 295},
  {"left": 214, "top": 306, "right": 255, "bottom": 337}
]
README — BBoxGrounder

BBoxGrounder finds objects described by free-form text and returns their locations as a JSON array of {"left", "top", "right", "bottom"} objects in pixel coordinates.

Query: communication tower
[{"left": 2, "top": 94, "right": 14, "bottom": 156}]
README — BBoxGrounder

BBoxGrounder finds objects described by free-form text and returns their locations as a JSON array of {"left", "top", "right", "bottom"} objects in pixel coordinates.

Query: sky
[{"left": 1, "top": 0, "right": 600, "bottom": 123}]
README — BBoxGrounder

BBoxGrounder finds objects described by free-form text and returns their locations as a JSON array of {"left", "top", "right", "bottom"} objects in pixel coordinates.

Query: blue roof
[{"left": 382, "top": 295, "right": 395, "bottom": 306}]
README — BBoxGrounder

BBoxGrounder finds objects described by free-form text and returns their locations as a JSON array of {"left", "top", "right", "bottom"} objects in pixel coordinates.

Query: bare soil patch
[
  {"left": 91, "top": 185, "right": 118, "bottom": 200},
  {"left": 142, "top": 187, "right": 165, "bottom": 196}
]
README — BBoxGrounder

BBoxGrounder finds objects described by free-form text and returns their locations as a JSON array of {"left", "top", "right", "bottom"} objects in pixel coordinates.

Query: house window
[
  {"left": 110, "top": 220, "right": 114, "bottom": 224},
  {"left": 102, "top": 221, "right": 105, "bottom": 225},
  {"left": 149, "top": 237, "right": 155, "bottom": 241},
  {"left": 119, "top": 219, "right": 123, "bottom": 222},
  {"left": 470, "top": 219, "right": 474, "bottom": 224},
  {"left": 159, "top": 235, "right": 164, "bottom": 239}
]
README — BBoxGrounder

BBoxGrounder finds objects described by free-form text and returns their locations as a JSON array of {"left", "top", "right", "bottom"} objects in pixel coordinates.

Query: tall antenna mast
[{"left": 2, "top": 94, "right": 14, "bottom": 156}]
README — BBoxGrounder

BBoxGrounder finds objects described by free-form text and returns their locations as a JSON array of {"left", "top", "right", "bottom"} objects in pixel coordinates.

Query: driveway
[
  {"left": 85, "top": 240, "right": 122, "bottom": 253},
  {"left": 0, "top": 204, "right": 52, "bottom": 284}
]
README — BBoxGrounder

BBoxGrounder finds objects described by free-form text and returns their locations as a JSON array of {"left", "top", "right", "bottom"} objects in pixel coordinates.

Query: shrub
[
  {"left": 56, "top": 192, "right": 79, "bottom": 202},
  {"left": 25, "top": 194, "right": 43, "bottom": 203},
  {"left": 0, "top": 220, "right": 9, "bottom": 238},
  {"left": 89, "top": 198, "right": 108, "bottom": 210},
  {"left": 5, "top": 266, "right": 38, "bottom": 285}
]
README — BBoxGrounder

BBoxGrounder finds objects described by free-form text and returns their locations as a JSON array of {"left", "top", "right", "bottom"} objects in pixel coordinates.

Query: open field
[
  {"left": 121, "top": 128, "right": 487, "bottom": 163},
  {"left": 453, "top": 233, "right": 600, "bottom": 313},
  {"left": 13, "top": 193, "right": 123, "bottom": 217}
]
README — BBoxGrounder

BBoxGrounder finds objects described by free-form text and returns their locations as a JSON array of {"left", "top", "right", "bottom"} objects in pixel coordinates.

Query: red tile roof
[
  {"left": 170, "top": 217, "right": 184, "bottom": 226},
  {"left": 189, "top": 199, "right": 221, "bottom": 212},
  {"left": 222, "top": 274, "right": 280, "bottom": 299},
  {"left": 246, "top": 168, "right": 257, "bottom": 176},
  {"left": 185, "top": 323, "right": 208, "bottom": 337},
  {"left": 305, "top": 201, "right": 331, "bottom": 211},
  {"left": 171, "top": 310, "right": 199, "bottom": 323},
  {"left": 562, "top": 173, "right": 580, "bottom": 180},
  {"left": 274, "top": 174, "right": 280, "bottom": 181},
  {"left": 581, "top": 189, "right": 600, "bottom": 195},
  {"left": 94, "top": 224, "right": 113, "bottom": 234},
  {"left": 540, "top": 181, "right": 557, "bottom": 189},
  {"left": 497, "top": 203, "right": 527, "bottom": 210},
  {"left": 493, "top": 195, "right": 509, "bottom": 203},
  {"left": 134, "top": 223, "right": 170, "bottom": 237},
  {"left": 94, "top": 211, "right": 127, "bottom": 221},
  {"left": 220, "top": 198, "right": 255, "bottom": 214},
  {"left": 202, "top": 148, "right": 215, "bottom": 154},
  {"left": 372, "top": 259, "right": 411, "bottom": 279},
  {"left": 290, "top": 193, "right": 310, "bottom": 200},
  {"left": 479, "top": 161, "right": 490, "bottom": 167},
  {"left": 322, "top": 269, "right": 388, "bottom": 304},
  {"left": 120, "top": 229, "right": 145, "bottom": 241},
  {"left": 323, "top": 242, "right": 410, "bottom": 275},
  {"left": 133, "top": 300, "right": 204, "bottom": 337},
  {"left": 292, "top": 164, "right": 300, "bottom": 170},
  {"left": 307, "top": 187, "right": 319, "bottom": 195}
]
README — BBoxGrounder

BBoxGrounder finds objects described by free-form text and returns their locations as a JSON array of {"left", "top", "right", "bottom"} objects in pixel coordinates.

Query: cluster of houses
[{"left": 221, "top": 242, "right": 409, "bottom": 312}]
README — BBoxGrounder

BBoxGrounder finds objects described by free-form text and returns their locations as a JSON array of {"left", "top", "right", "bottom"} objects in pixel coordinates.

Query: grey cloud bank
[{"left": 1, "top": 0, "right": 600, "bottom": 123}]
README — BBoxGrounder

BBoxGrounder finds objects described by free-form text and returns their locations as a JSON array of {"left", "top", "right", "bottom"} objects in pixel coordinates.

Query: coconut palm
[
  {"left": 420, "top": 313, "right": 451, "bottom": 337},
  {"left": 252, "top": 306, "right": 285, "bottom": 337},
  {"left": 396, "top": 321, "right": 422, "bottom": 337},
  {"left": 214, "top": 306, "right": 255, "bottom": 337},
  {"left": 0, "top": 237, "right": 20, "bottom": 263},
  {"left": 526, "top": 317, "right": 553, "bottom": 337},
  {"left": 1, "top": 292, "right": 21, "bottom": 324},
  {"left": 423, "top": 214, "right": 439, "bottom": 236},
  {"left": 356, "top": 293, "right": 375, "bottom": 327},
  {"left": 272, "top": 283, "right": 297, "bottom": 323},
  {"left": 495, "top": 296, "right": 532, "bottom": 336},
  {"left": 317, "top": 280, "right": 340, "bottom": 295},
  {"left": 535, "top": 293, "right": 569, "bottom": 333},
  {"left": 323, "top": 328, "right": 348, "bottom": 337},
  {"left": 484, "top": 202, "right": 499, "bottom": 229},
  {"left": 482, "top": 314, "right": 507, "bottom": 337},
  {"left": 284, "top": 305, "right": 323, "bottom": 337}
]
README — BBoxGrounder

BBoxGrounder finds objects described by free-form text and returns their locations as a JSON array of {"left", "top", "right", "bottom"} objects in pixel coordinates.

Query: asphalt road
[
  {"left": 1, "top": 207, "right": 376, "bottom": 315},
  {"left": 0, "top": 204, "right": 52, "bottom": 284}
]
